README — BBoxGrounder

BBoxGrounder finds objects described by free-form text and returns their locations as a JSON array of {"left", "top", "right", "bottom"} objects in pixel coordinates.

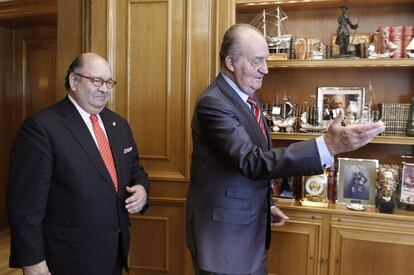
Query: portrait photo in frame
[
  {"left": 400, "top": 162, "right": 414, "bottom": 205},
  {"left": 317, "top": 87, "right": 364, "bottom": 124},
  {"left": 337, "top": 158, "right": 378, "bottom": 205}
]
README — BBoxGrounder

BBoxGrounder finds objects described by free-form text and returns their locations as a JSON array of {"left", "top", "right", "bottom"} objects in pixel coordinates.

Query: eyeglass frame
[{"left": 72, "top": 72, "right": 117, "bottom": 89}]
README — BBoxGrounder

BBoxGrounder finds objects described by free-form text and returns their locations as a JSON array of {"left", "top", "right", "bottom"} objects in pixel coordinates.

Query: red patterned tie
[
  {"left": 247, "top": 95, "right": 268, "bottom": 143},
  {"left": 90, "top": 114, "right": 119, "bottom": 191}
]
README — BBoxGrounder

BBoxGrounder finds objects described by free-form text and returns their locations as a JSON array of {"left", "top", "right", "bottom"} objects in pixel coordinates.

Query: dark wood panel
[
  {"left": 12, "top": 25, "right": 57, "bottom": 136},
  {"left": 0, "top": 26, "right": 12, "bottom": 230},
  {"left": 22, "top": 39, "right": 57, "bottom": 118},
  {"left": 0, "top": 24, "right": 56, "bottom": 230}
]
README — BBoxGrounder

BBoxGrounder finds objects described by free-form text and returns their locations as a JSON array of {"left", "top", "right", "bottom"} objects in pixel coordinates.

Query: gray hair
[
  {"left": 64, "top": 54, "right": 85, "bottom": 90},
  {"left": 219, "top": 23, "right": 263, "bottom": 68}
]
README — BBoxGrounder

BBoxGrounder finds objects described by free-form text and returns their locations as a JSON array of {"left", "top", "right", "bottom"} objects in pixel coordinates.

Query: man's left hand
[
  {"left": 271, "top": 206, "right": 289, "bottom": 227},
  {"left": 125, "top": 185, "right": 147, "bottom": 214}
]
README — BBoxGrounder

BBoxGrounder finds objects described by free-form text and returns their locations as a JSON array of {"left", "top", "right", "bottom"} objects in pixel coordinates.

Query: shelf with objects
[
  {"left": 234, "top": 0, "right": 414, "bottom": 164},
  {"left": 231, "top": 1, "right": 414, "bottom": 275}
]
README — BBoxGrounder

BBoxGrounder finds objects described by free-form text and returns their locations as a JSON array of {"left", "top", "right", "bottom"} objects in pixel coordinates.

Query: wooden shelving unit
[
  {"left": 271, "top": 132, "right": 414, "bottom": 145},
  {"left": 233, "top": 1, "right": 414, "bottom": 274},
  {"left": 267, "top": 58, "right": 414, "bottom": 68}
]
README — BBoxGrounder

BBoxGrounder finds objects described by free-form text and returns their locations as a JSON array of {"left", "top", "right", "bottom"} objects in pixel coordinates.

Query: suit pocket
[
  {"left": 212, "top": 207, "right": 254, "bottom": 225},
  {"left": 44, "top": 225, "right": 83, "bottom": 242},
  {"left": 226, "top": 187, "right": 252, "bottom": 199}
]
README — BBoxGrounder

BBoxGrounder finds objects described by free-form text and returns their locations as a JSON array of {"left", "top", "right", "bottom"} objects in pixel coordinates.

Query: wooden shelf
[
  {"left": 267, "top": 58, "right": 414, "bottom": 69},
  {"left": 271, "top": 132, "right": 414, "bottom": 145},
  {"left": 274, "top": 199, "right": 414, "bottom": 220},
  {"left": 236, "top": 0, "right": 413, "bottom": 11}
]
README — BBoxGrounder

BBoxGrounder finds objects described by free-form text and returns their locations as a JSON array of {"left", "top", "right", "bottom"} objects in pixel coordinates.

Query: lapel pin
[{"left": 112, "top": 122, "right": 116, "bottom": 126}]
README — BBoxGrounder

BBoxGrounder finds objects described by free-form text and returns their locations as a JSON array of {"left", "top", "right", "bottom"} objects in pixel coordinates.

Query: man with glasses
[{"left": 7, "top": 52, "right": 149, "bottom": 275}]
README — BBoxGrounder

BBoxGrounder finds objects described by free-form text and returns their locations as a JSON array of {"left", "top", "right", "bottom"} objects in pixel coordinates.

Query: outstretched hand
[{"left": 323, "top": 108, "right": 385, "bottom": 156}]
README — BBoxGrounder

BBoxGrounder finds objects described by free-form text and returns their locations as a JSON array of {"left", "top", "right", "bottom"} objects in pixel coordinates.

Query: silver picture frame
[
  {"left": 400, "top": 162, "right": 414, "bottom": 205},
  {"left": 317, "top": 87, "right": 365, "bottom": 123},
  {"left": 337, "top": 158, "right": 378, "bottom": 205}
]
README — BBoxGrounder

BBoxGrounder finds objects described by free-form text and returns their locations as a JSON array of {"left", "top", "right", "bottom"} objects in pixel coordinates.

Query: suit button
[{"left": 115, "top": 227, "right": 121, "bottom": 233}]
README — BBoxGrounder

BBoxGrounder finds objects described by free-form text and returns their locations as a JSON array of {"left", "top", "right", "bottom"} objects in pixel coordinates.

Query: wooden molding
[{"left": 0, "top": 0, "right": 57, "bottom": 19}]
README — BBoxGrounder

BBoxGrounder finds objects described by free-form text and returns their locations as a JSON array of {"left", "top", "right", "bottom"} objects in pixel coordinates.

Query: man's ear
[
  {"left": 224, "top": 56, "right": 235, "bottom": 72},
  {"left": 69, "top": 73, "right": 77, "bottom": 91}
]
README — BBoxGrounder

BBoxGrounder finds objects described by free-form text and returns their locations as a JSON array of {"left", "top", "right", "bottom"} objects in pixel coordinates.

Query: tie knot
[
  {"left": 247, "top": 95, "right": 256, "bottom": 107},
  {"left": 90, "top": 114, "right": 98, "bottom": 123}
]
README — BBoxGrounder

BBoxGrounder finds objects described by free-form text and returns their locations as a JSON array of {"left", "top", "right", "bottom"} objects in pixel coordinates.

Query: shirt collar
[
  {"left": 68, "top": 94, "right": 102, "bottom": 123},
  {"left": 221, "top": 73, "right": 249, "bottom": 104}
]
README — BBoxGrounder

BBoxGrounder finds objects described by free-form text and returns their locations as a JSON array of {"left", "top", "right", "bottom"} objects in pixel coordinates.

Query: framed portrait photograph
[
  {"left": 300, "top": 173, "right": 329, "bottom": 207},
  {"left": 317, "top": 87, "right": 365, "bottom": 124},
  {"left": 400, "top": 162, "right": 414, "bottom": 205},
  {"left": 337, "top": 158, "right": 378, "bottom": 205}
]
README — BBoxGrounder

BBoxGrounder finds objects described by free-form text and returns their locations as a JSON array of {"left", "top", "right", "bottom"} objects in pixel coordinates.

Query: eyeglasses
[{"left": 73, "top": 72, "right": 117, "bottom": 89}]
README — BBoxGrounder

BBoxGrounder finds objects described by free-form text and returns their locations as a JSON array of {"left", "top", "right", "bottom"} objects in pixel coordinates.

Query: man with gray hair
[{"left": 187, "top": 23, "right": 383, "bottom": 274}]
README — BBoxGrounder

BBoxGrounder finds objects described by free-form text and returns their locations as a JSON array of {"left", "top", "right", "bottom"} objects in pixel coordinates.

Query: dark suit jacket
[
  {"left": 7, "top": 97, "right": 149, "bottom": 275},
  {"left": 187, "top": 74, "right": 324, "bottom": 274}
]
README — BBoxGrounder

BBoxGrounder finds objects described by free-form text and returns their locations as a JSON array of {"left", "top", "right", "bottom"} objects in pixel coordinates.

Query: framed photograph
[
  {"left": 300, "top": 173, "right": 329, "bottom": 207},
  {"left": 317, "top": 87, "right": 365, "bottom": 123},
  {"left": 337, "top": 158, "right": 378, "bottom": 205},
  {"left": 400, "top": 162, "right": 414, "bottom": 205}
]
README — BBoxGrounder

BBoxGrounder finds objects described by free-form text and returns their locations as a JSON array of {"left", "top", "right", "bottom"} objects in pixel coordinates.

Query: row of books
[
  {"left": 380, "top": 103, "right": 410, "bottom": 136},
  {"left": 377, "top": 25, "right": 414, "bottom": 58}
]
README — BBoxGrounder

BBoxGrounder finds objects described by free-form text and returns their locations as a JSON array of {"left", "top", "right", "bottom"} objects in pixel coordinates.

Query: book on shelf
[{"left": 380, "top": 103, "right": 410, "bottom": 136}]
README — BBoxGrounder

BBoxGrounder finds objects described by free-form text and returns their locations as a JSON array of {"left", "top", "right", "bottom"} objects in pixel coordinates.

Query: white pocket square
[{"left": 123, "top": 147, "right": 133, "bottom": 154}]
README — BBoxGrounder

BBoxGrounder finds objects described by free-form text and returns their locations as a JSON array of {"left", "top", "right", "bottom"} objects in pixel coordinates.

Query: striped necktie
[{"left": 247, "top": 95, "right": 268, "bottom": 143}]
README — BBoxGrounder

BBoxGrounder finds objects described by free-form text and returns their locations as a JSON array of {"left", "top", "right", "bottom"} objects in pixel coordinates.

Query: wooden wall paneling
[
  {"left": 0, "top": 0, "right": 56, "bottom": 20},
  {"left": 184, "top": 1, "right": 218, "bottom": 273},
  {"left": 21, "top": 38, "right": 57, "bottom": 117},
  {"left": 186, "top": 0, "right": 214, "bottom": 181},
  {"left": 114, "top": 0, "right": 187, "bottom": 182},
  {"left": 128, "top": 198, "right": 186, "bottom": 275},
  {"left": 211, "top": 0, "right": 235, "bottom": 76},
  {"left": 0, "top": 26, "right": 12, "bottom": 229},
  {"left": 12, "top": 25, "right": 57, "bottom": 134},
  {"left": 56, "top": 0, "right": 88, "bottom": 96}
]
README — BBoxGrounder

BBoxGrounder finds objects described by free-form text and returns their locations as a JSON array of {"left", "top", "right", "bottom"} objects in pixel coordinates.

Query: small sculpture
[
  {"left": 335, "top": 5, "right": 359, "bottom": 57},
  {"left": 377, "top": 166, "right": 400, "bottom": 213}
]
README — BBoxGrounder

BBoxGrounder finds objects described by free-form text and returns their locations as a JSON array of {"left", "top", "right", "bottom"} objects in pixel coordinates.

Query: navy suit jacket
[
  {"left": 7, "top": 97, "right": 149, "bottom": 275},
  {"left": 187, "top": 74, "right": 323, "bottom": 274}
]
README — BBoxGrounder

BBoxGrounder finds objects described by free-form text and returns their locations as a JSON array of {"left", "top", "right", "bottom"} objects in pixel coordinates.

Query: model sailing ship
[
  {"left": 406, "top": 38, "right": 414, "bottom": 58},
  {"left": 250, "top": 6, "right": 292, "bottom": 60}
]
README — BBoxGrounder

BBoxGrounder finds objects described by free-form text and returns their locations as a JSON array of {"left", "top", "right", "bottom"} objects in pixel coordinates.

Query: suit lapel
[
  {"left": 216, "top": 75, "right": 270, "bottom": 150},
  {"left": 58, "top": 98, "right": 116, "bottom": 192}
]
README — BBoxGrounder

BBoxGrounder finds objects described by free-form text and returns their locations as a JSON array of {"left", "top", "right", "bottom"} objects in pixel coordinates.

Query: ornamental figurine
[
  {"left": 335, "top": 5, "right": 359, "bottom": 57},
  {"left": 377, "top": 166, "right": 399, "bottom": 213}
]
